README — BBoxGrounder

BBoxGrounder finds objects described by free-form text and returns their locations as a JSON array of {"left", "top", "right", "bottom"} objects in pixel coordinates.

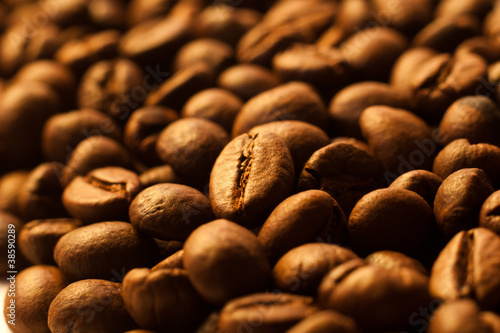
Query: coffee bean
[
  {"left": 3, "top": 265, "right": 67, "bottom": 333},
  {"left": 125, "top": 0, "right": 176, "bottom": 27},
  {"left": 19, "top": 218, "right": 81, "bottom": 265},
  {"left": 389, "top": 170, "right": 443, "bottom": 208},
  {"left": 152, "top": 249, "right": 184, "bottom": 271},
  {"left": 122, "top": 268, "right": 208, "bottom": 331},
  {"left": 209, "top": 131, "right": 294, "bottom": 227},
  {"left": 365, "top": 250, "right": 429, "bottom": 276},
  {"left": 348, "top": 188, "right": 434, "bottom": 257},
  {"left": 218, "top": 293, "right": 319, "bottom": 333},
  {"left": 218, "top": 64, "right": 280, "bottom": 101},
  {"left": 63, "top": 166, "right": 141, "bottom": 224},
  {"left": 455, "top": 36, "right": 500, "bottom": 63},
  {"left": 183, "top": 219, "right": 271, "bottom": 305},
  {"left": 54, "top": 221, "right": 158, "bottom": 281},
  {"left": 258, "top": 190, "right": 347, "bottom": 262},
  {"left": 173, "top": 38, "right": 234, "bottom": 74},
  {"left": 286, "top": 310, "right": 360, "bottom": 333},
  {"left": 371, "top": 0, "right": 433, "bottom": 35},
  {"left": 129, "top": 183, "right": 214, "bottom": 241},
  {"left": 0, "top": 171, "right": 29, "bottom": 216},
  {"left": 390, "top": 47, "right": 438, "bottom": 90},
  {"left": 139, "top": 165, "right": 183, "bottom": 188},
  {"left": 48, "top": 279, "right": 137, "bottom": 333},
  {"left": 484, "top": 6, "right": 500, "bottom": 37},
  {"left": 480, "top": 190, "right": 500, "bottom": 234},
  {"left": 429, "top": 228, "right": 500, "bottom": 310},
  {"left": 435, "top": 0, "right": 493, "bottom": 19},
  {"left": 272, "top": 243, "right": 358, "bottom": 295}
]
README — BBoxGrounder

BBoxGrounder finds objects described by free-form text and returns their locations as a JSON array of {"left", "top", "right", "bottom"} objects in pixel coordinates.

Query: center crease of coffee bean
[{"left": 234, "top": 135, "right": 256, "bottom": 214}]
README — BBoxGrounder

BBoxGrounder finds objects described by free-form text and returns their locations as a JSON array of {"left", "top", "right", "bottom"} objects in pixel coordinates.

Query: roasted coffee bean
[
  {"left": 209, "top": 131, "right": 294, "bottom": 227},
  {"left": 435, "top": 0, "right": 493, "bottom": 19},
  {"left": 173, "top": 38, "right": 234, "bottom": 74},
  {"left": 3, "top": 265, "right": 67, "bottom": 333},
  {"left": 272, "top": 243, "right": 358, "bottom": 295},
  {"left": 348, "top": 188, "right": 434, "bottom": 256},
  {"left": 389, "top": 170, "right": 443, "bottom": 208},
  {"left": 54, "top": 221, "right": 158, "bottom": 281},
  {"left": 122, "top": 268, "right": 208, "bottom": 331},
  {"left": 125, "top": 0, "right": 176, "bottom": 26},
  {"left": 434, "top": 168, "right": 494, "bottom": 239},
  {"left": 429, "top": 228, "right": 500, "bottom": 309},
  {"left": 484, "top": 5, "right": 500, "bottom": 37},
  {"left": 455, "top": 36, "right": 500, "bottom": 63},
  {"left": 123, "top": 106, "right": 179, "bottom": 166},
  {"left": 360, "top": 105, "right": 437, "bottom": 175},
  {"left": 433, "top": 139, "right": 500, "bottom": 188},
  {"left": 78, "top": 58, "right": 145, "bottom": 122},
  {"left": 218, "top": 293, "right": 319, "bottom": 333},
  {"left": 61, "top": 136, "right": 133, "bottom": 187},
  {"left": 428, "top": 299, "right": 500, "bottom": 333},
  {"left": 248, "top": 120, "right": 330, "bottom": 181},
  {"left": 145, "top": 61, "right": 215, "bottom": 112},
  {"left": 258, "top": 190, "right": 347, "bottom": 262},
  {"left": 156, "top": 118, "right": 229, "bottom": 188},
  {"left": 286, "top": 310, "right": 360, "bottom": 333},
  {"left": 183, "top": 219, "right": 271, "bottom": 305},
  {"left": 18, "top": 162, "right": 68, "bottom": 221},
  {"left": 139, "top": 165, "right": 183, "bottom": 188},
  {"left": 298, "top": 141, "right": 385, "bottom": 216},
  {"left": 87, "top": 0, "right": 126, "bottom": 30},
  {"left": 129, "top": 183, "right": 214, "bottom": 241},
  {"left": 318, "top": 260, "right": 431, "bottom": 331},
  {"left": 218, "top": 64, "right": 280, "bottom": 101},
  {"left": 364, "top": 250, "right": 429, "bottom": 276},
  {"left": 19, "top": 218, "right": 81, "bottom": 265},
  {"left": 390, "top": 47, "right": 438, "bottom": 89},
  {"left": 48, "top": 279, "right": 137, "bottom": 333},
  {"left": 371, "top": 0, "right": 433, "bottom": 35},
  {"left": 329, "top": 81, "right": 411, "bottom": 139},
  {"left": 42, "top": 108, "right": 122, "bottom": 164},
  {"left": 181, "top": 88, "right": 243, "bottom": 133},
  {"left": 232, "top": 81, "right": 327, "bottom": 137},
  {"left": 339, "top": 27, "right": 408, "bottom": 81},
  {"left": 63, "top": 167, "right": 141, "bottom": 224},
  {"left": 480, "top": 190, "right": 500, "bottom": 234},
  {"left": 152, "top": 249, "right": 184, "bottom": 271},
  {"left": 0, "top": 171, "right": 29, "bottom": 216},
  {"left": 439, "top": 96, "right": 500, "bottom": 147}
]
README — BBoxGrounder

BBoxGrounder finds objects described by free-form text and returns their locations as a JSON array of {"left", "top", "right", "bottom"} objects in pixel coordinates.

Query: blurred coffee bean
[
  {"left": 173, "top": 38, "right": 234, "bottom": 74},
  {"left": 287, "top": 310, "right": 360, "bottom": 333},
  {"left": 480, "top": 190, "right": 500, "bottom": 235},
  {"left": 0, "top": 171, "right": 29, "bottom": 216}
]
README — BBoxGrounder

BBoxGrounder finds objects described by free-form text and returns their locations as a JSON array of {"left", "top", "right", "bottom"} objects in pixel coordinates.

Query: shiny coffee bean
[
  {"left": 389, "top": 170, "right": 443, "bottom": 208},
  {"left": 480, "top": 190, "right": 500, "bottom": 235}
]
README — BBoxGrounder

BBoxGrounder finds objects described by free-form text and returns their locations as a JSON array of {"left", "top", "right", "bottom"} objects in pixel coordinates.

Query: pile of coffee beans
[{"left": 1, "top": 0, "right": 500, "bottom": 332}]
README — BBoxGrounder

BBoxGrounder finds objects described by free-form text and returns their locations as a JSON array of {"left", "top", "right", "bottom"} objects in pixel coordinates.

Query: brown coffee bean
[
  {"left": 48, "top": 279, "right": 137, "bottom": 333},
  {"left": 340, "top": 27, "right": 408, "bottom": 81},
  {"left": 480, "top": 190, "right": 500, "bottom": 234},
  {"left": 436, "top": 0, "right": 493, "bottom": 19},
  {"left": 209, "top": 132, "right": 294, "bottom": 227},
  {"left": 123, "top": 267, "right": 207, "bottom": 331},
  {"left": 455, "top": 36, "right": 500, "bottom": 63},
  {"left": 439, "top": 96, "right": 500, "bottom": 147},
  {"left": 54, "top": 221, "right": 158, "bottom": 281},
  {"left": 181, "top": 88, "right": 243, "bottom": 133},
  {"left": 413, "top": 15, "right": 480, "bottom": 53},
  {"left": 429, "top": 228, "right": 500, "bottom": 310},
  {"left": 42, "top": 108, "right": 122, "bottom": 164},
  {"left": 364, "top": 250, "right": 429, "bottom": 276},
  {"left": 360, "top": 105, "right": 437, "bottom": 175},
  {"left": 348, "top": 188, "right": 434, "bottom": 256},
  {"left": 3, "top": 265, "right": 67, "bottom": 333},
  {"left": 434, "top": 168, "right": 494, "bottom": 239},
  {"left": 318, "top": 260, "right": 431, "bottom": 331},
  {"left": 389, "top": 170, "right": 443, "bottom": 208},
  {"left": 19, "top": 218, "right": 81, "bottom": 265},
  {"left": 297, "top": 141, "right": 385, "bottom": 216},
  {"left": 125, "top": 0, "right": 176, "bottom": 26},
  {"left": 123, "top": 106, "right": 179, "bottom": 166},
  {"left": 371, "top": 0, "right": 433, "bottom": 35},
  {"left": 183, "top": 219, "right": 271, "bottom": 305},
  {"left": 272, "top": 243, "right": 358, "bottom": 295},
  {"left": 218, "top": 63, "right": 280, "bottom": 101},
  {"left": 0, "top": 171, "right": 29, "bottom": 216},
  {"left": 218, "top": 293, "right": 319, "bottom": 333},
  {"left": 329, "top": 81, "right": 411, "bottom": 139},
  {"left": 248, "top": 120, "right": 330, "bottom": 181},
  {"left": 87, "top": 0, "right": 125, "bottom": 30},
  {"left": 145, "top": 61, "right": 215, "bottom": 112},
  {"left": 433, "top": 139, "right": 500, "bottom": 188},
  {"left": 129, "top": 183, "right": 214, "bottom": 241},
  {"left": 286, "top": 310, "right": 360, "bottom": 333},
  {"left": 139, "top": 165, "right": 183, "bottom": 188},
  {"left": 232, "top": 81, "right": 327, "bottom": 137},
  {"left": 78, "top": 58, "right": 145, "bottom": 122},
  {"left": 18, "top": 162, "right": 68, "bottom": 221},
  {"left": 152, "top": 249, "right": 184, "bottom": 271},
  {"left": 390, "top": 47, "right": 438, "bottom": 90},
  {"left": 173, "top": 38, "right": 234, "bottom": 74},
  {"left": 484, "top": 6, "right": 500, "bottom": 37}
]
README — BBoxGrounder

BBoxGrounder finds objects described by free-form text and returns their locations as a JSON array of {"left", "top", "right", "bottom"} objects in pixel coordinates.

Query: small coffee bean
[
  {"left": 258, "top": 190, "right": 347, "bottom": 262},
  {"left": 218, "top": 64, "right": 280, "bottom": 101},
  {"left": 183, "top": 219, "right": 271, "bottom": 305},
  {"left": 435, "top": 0, "right": 493, "bottom": 19},
  {"left": 389, "top": 170, "right": 443, "bottom": 208},
  {"left": 218, "top": 293, "right": 319, "bottom": 333},
  {"left": 286, "top": 310, "right": 360, "bottom": 333},
  {"left": 173, "top": 38, "right": 234, "bottom": 74},
  {"left": 455, "top": 36, "right": 500, "bottom": 63},
  {"left": 429, "top": 228, "right": 500, "bottom": 310},
  {"left": 364, "top": 250, "right": 429, "bottom": 276},
  {"left": 54, "top": 221, "right": 158, "bottom": 281},
  {"left": 371, "top": 0, "right": 433, "bottom": 35},
  {"left": 139, "top": 165, "right": 183, "bottom": 188},
  {"left": 3, "top": 265, "right": 67, "bottom": 333},
  {"left": 125, "top": 0, "right": 176, "bottom": 26},
  {"left": 272, "top": 243, "right": 358, "bottom": 295},
  {"left": 48, "top": 279, "right": 137, "bottom": 333},
  {"left": 390, "top": 47, "right": 438, "bottom": 89},
  {"left": 480, "top": 190, "right": 500, "bottom": 234},
  {"left": 348, "top": 188, "right": 434, "bottom": 257},
  {"left": 63, "top": 167, "right": 141, "bottom": 224},
  {"left": 0, "top": 171, "right": 29, "bottom": 216},
  {"left": 484, "top": 6, "right": 500, "bottom": 37},
  {"left": 129, "top": 183, "right": 214, "bottom": 241},
  {"left": 209, "top": 131, "right": 294, "bottom": 227},
  {"left": 19, "top": 218, "right": 81, "bottom": 265}
]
